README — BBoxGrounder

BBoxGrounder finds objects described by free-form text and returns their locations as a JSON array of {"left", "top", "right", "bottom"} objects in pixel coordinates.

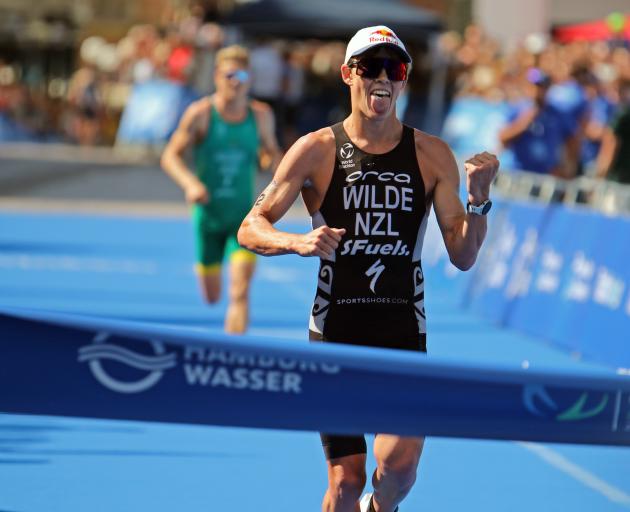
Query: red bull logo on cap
[
  {"left": 371, "top": 29, "right": 395, "bottom": 37},
  {"left": 369, "top": 29, "right": 400, "bottom": 45}
]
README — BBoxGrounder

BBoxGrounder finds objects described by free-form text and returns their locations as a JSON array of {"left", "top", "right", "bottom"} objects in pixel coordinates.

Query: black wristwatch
[{"left": 466, "top": 199, "right": 492, "bottom": 215}]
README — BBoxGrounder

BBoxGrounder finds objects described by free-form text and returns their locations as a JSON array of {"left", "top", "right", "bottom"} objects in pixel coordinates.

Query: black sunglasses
[{"left": 348, "top": 57, "right": 408, "bottom": 82}]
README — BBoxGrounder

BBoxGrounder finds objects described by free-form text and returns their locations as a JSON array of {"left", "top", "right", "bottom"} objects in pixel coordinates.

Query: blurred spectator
[
  {"left": 499, "top": 69, "right": 571, "bottom": 176},
  {"left": 596, "top": 79, "right": 630, "bottom": 184},
  {"left": 282, "top": 48, "right": 306, "bottom": 147},
  {"left": 191, "top": 23, "right": 225, "bottom": 95},
  {"left": 4, "top": 6, "right": 630, "bottom": 168},
  {"left": 581, "top": 71, "right": 617, "bottom": 174},
  {"left": 249, "top": 38, "right": 285, "bottom": 145},
  {"left": 66, "top": 66, "right": 103, "bottom": 145},
  {"left": 546, "top": 62, "right": 590, "bottom": 176}
]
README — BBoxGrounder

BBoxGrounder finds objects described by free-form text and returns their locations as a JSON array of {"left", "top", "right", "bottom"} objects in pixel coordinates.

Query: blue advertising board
[
  {"left": 507, "top": 206, "right": 630, "bottom": 368},
  {"left": 466, "top": 200, "right": 552, "bottom": 325},
  {"left": 448, "top": 192, "right": 630, "bottom": 371},
  {"left": 506, "top": 207, "right": 599, "bottom": 351}
]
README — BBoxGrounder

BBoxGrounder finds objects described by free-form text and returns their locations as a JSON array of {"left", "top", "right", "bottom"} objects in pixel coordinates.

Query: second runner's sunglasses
[
  {"left": 348, "top": 57, "right": 408, "bottom": 82},
  {"left": 225, "top": 69, "right": 250, "bottom": 83}
]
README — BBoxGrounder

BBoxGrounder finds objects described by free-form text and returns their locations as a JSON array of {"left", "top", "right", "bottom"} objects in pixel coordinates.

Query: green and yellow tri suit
[{"left": 192, "top": 103, "right": 259, "bottom": 275}]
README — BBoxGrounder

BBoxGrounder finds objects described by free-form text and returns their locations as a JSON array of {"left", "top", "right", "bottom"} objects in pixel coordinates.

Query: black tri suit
[{"left": 309, "top": 122, "right": 429, "bottom": 459}]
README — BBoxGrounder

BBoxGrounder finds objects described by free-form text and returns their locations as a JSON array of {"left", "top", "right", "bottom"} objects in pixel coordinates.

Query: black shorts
[{"left": 309, "top": 330, "right": 427, "bottom": 460}]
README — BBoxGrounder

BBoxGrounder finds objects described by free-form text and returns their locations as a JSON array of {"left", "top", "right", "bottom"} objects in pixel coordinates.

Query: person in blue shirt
[
  {"left": 581, "top": 72, "right": 617, "bottom": 173},
  {"left": 499, "top": 68, "right": 572, "bottom": 176},
  {"left": 549, "top": 64, "right": 601, "bottom": 176}
]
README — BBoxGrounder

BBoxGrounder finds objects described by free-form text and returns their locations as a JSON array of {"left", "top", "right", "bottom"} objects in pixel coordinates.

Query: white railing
[{"left": 492, "top": 170, "right": 630, "bottom": 216}]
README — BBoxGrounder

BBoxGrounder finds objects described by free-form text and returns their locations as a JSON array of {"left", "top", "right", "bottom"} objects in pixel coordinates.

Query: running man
[
  {"left": 238, "top": 26, "right": 498, "bottom": 511},
  {"left": 161, "top": 45, "right": 282, "bottom": 334}
]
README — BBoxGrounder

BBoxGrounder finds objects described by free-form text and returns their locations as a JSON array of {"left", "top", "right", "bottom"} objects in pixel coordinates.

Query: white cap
[{"left": 344, "top": 26, "right": 411, "bottom": 64}]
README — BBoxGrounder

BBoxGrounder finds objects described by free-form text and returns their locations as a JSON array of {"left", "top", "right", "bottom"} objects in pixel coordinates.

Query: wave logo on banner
[
  {"left": 522, "top": 384, "right": 609, "bottom": 422},
  {"left": 78, "top": 332, "right": 177, "bottom": 393}
]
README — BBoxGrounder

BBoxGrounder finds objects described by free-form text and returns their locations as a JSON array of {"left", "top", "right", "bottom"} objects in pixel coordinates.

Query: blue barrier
[
  {"left": 505, "top": 207, "right": 630, "bottom": 368},
  {"left": 444, "top": 198, "right": 630, "bottom": 371},
  {"left": 420, "top": 193, "right": 630, "bottom": 371},
  {"left": 466, "top": 200, "right": 551, "bottom": 324},
  {"left": 1, "top": 307, "right": 629, "bottom": 446}
]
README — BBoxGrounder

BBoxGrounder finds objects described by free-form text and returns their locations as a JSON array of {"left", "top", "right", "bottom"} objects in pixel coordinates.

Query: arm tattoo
[
  {"left": 254, "top": 180, "right": 278, "bottom": 207},
  {"left": 254, "top": 192, "right": 266, "bottom": 207}
]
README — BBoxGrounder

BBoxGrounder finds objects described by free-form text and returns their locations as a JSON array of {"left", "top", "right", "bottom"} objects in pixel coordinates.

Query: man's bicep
[
  {"left": 250, "top": 138, "right": 315, "bottom": 223},
  {"left": 251, "top": 178, "right": 298, "bottom": 224},
  {"left": 166, "top": 106, "right": 201, "bottom": 154}
]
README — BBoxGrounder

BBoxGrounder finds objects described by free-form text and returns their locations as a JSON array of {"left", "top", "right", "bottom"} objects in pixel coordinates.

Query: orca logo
[
  {"left": 78, "top": 332, "right": 177, "bottom": 393},
  {"left": 345, "top": 170, "right": 411, "bottom": 184},
  {"left": 522, "top": 384, "right": 609, "bottom": 421},
  {"left": 340, "top": 143, "right": 354, "bottom": 160}
]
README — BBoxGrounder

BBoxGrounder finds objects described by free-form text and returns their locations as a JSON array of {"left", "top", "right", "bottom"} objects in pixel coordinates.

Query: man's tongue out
[{"left": 369, "top": 90, "right": 391, "bottom": 114}]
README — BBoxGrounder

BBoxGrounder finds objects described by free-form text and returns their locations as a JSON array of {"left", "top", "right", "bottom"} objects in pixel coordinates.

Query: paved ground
[{"left": 0, "top": 143, "right": 307, "bottom": 218}]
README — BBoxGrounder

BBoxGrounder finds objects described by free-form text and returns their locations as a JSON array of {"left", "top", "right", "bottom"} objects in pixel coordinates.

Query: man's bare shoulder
[
  {"left": 413, "top": 129, "right": 454, "bottom": 160},
  {"left": 413, "top": 128, "right": 458, "bottom": 177},
  {"left": 288, "top": 127, "right": 335, "bottom": 160},
  {"left": 250, "top": 99, "right": 272, "bottom": 115},
  {"left": 182, "top": 96, "right": 212, "bottom": 121}
]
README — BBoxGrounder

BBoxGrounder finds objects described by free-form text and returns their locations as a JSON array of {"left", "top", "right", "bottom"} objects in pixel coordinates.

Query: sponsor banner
[
  {"left": 1, "top": 309, "right": 629, "bottom": 446},
  {"left": 580, "top": 214, "right": 630, "bottom": 367},
  {"left": 508, "top": 207, "right": 630, "bottom": 368},
  {"left": 466, "top": 200, "right": 551, "bottom": 324},
  {"left": 451, "top": 197, "right": 630, "bottom": 370},
  {"left": 116, "top": 79, "right": 199, "bottom": 144}
]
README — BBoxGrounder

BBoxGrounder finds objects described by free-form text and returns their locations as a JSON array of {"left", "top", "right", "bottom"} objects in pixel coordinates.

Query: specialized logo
[
  {"left": 522, "top": 384, "right": 609, "bottom": 421},
  {"left": 78, "top": 332, "right": 177, "bottom": 393},
  {"left": 365, "top": 258, "right": 386, "bottom": 293},
  {"left": 340, "top": 142, "right": 354, "bottom": 160}
]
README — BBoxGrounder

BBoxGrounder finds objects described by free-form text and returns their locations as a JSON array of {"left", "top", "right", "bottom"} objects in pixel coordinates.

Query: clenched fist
[
  {"left": 464, "top": 152, "right": 500, "bottom": 205},
  {"left": 295, "top": 226, "right": 346, "bottom": 259},
  {"left": 185, "top": 181, "right": 209, "bottom": 205}
]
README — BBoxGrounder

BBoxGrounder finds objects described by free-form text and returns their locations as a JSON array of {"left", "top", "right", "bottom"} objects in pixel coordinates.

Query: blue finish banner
[{"left": 1, "top": 309, "right": 629, "bottom": 446}]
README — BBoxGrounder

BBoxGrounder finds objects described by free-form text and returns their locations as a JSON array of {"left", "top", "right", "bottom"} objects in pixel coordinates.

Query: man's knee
[
  {"left": 375, "top": 453, "right": 420, "bottom": 494},
  {"left": 375, "top": 437, "right": 423, "bottom": 493},
  {"left": 200, "top": 278, "right": 221, "bottom": 304},
  {"left": 228, "top": 283, "right": 249, "bottom": 304},
  {"left": 229, "top": 264, "right": 255, "bottom": 303},
  {"left": 328, "top": 464, "right": 367, "bottom": 503},
  {"left": 197, "top": 265, "right": 221, "bottom": 303},
  {"left": 203, "top": 288, "right": 221, "bottom": 304}
]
